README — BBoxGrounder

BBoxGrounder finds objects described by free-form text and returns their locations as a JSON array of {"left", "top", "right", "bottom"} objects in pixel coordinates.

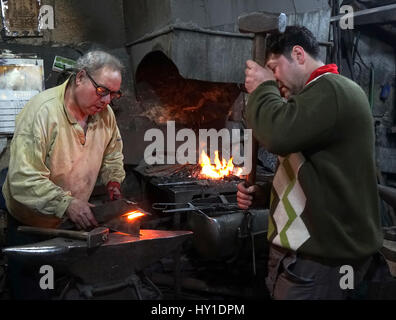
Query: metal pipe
[
  {"left": 157, "top": 181, "right": 199, "bottom": 186},
  {"left": 318, "top": 41, "right": 334, "bottom": 47},
  {"left": 125, "top": 23, "right": 253, "bottom": 47}
]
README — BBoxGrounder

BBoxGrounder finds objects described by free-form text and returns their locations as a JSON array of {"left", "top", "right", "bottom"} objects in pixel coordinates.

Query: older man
[
  {"left": 3, "top": 50, "right": 125, "bottom": 231},
  {"left": 237, "top": 26, "right": 383, "bottom": 299},
  {"left": 3, "top": 50, "right": 126, "bottom": 299}
]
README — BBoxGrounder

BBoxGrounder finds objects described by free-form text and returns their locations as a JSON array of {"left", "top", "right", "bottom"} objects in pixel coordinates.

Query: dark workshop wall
[
  {"left": 347, "top": 34, "right": 396, "bottom": 181},
  {"left": 0, "top": 0, "right": 394, "bottom": 179},
  {"left": 0, "top": 0, "right": 136, "bottom": 171}
]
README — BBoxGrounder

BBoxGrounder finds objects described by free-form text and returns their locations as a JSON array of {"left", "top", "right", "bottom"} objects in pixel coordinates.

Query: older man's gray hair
[{"left": 75, "top": 50, "right": 124, "bottom": 75}]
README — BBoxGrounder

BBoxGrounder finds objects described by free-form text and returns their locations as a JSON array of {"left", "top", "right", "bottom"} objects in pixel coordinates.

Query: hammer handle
[
  {"left": 245, "top": 34, "right": 269, "bottom": 187},
  {"left": 253, "top": 34, "right": 268, "bottom": 67},
  {"left": 246, "top": 138, "right": 258, "bottom": 187},
  {"left": 17, "top": 226, "right": 87, "bottom": 240}
]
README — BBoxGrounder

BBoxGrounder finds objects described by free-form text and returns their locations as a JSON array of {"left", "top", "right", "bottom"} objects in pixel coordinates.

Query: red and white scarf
[{"left": 305, "top": 63, "right": 339, "bottom": 86}]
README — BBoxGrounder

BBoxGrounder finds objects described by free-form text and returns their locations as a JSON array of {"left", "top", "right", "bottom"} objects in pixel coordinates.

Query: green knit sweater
[{"left": 246, "top": 73, "right": 382, "bottom": 260}]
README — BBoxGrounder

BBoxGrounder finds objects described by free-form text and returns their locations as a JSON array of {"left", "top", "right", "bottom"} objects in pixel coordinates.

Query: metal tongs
[{"left": 152, "top": 201, "right": 239, "bottom": 213}]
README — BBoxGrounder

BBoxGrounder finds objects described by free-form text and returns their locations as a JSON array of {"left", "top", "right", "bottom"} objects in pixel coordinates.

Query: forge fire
[{"left": 199, "top": 150, "right": 242, "bottom": 180}]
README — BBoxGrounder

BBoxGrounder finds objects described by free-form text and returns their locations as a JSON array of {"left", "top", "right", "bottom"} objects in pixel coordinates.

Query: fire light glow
[
  {"left": 199, "top": 150, "right": 242, "bottom": 179},
  {"left": 123, "top": 210, "right": 145, "bottom": 221}
]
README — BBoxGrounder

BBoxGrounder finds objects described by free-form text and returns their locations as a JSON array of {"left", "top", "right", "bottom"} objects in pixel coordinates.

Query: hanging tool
[{"left": 152, "top": 202, "right": 239, "bottom": 213}]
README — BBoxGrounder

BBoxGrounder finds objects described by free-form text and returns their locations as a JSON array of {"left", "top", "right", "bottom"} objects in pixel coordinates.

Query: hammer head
[
  {"left": 87, "top": 227, "right": 109, "bottom": 248},
  {"left": 238, "top": 12, "right": 287, "bottom": 34}
]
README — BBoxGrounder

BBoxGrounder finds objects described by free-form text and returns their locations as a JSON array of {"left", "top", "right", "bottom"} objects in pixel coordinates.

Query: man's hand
[
  {"left": 245, "top": 60, "right": 276, "bottom": 93},
  {"left": 66, "top": 198, "right": 98, "bottom": 230},
  {"left": 107, "top": 181, "right": 122, "bottom": 201},
  {"left": 237, "top": 182, "right": 268, "bottom": 209},
  {"left": 279, "top": 84, "right": 291, "bottom": 99}
]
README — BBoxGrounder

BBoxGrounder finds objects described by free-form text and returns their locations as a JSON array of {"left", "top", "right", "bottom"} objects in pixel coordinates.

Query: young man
[
  {"left": 237, "top": 26, "right": 383, "bottom": 299},
  {"left": 3, "top": 50, "right": 126, "bottom": 298}
]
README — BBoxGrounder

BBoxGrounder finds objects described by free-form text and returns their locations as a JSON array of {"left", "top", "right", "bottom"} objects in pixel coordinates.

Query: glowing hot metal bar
[{"left": 123, "top": 210, "right": 146, "bottom": 221}]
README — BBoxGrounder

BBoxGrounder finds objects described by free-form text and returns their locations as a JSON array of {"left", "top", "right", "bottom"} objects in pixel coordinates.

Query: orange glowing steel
[
  {"left": 123, "top": 210, "right": 145, "bottom": 221},
  {"left": 199, "top": 150, "right": 242, "bottom": 179}
]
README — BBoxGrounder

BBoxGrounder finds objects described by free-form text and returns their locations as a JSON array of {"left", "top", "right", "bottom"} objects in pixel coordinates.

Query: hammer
[
  {"left": 238, "top": 12, "right": 287, "bottom": 277},
  {"left": 17, "top": 226, "right": 109, "bottom": 248},
  {"left": 238, "top": 12, "right": 287, "bottom": 187}
]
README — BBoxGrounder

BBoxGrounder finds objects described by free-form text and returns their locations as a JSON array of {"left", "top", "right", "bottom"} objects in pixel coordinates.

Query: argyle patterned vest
[{"left": 267, "top": 152, "right": 310, "bottom": 250}]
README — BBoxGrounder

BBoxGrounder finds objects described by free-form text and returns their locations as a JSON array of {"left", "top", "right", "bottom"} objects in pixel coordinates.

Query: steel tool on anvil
[
  {"left": 16, "top": 199, "right": 148, "bottom": 247},
  {"left": 17, "top": 226, "right": 109, "bottom": 249}
]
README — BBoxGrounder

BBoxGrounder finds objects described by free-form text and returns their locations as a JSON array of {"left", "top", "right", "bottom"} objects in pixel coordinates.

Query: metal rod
[
  {"left": 251, "top": 232, "right": 256, "bottom": 276},
  {"left": 318, "top": 41, "right": 334, "bottom": 47},
  {"left": 163, "top": 204, "right": 239, "bottom": 213},
  {"left": 153, "top": 202, "right": 239, "bottom": 213},
  {"left": 157, "top": 181, "right": 199, "bottom": 186},
  {"left": 125, "top": 24, "right": 253, "bottom": 47}
]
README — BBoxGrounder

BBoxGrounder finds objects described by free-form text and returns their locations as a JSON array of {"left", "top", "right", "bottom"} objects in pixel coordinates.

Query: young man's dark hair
[{"left": 266, "top": 26, "right": 320, "bottom": 61}]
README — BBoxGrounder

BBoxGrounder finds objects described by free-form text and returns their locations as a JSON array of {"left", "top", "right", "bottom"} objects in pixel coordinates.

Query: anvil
[{"left": 2, "top": 229, "right": 192, "bottom": 284}]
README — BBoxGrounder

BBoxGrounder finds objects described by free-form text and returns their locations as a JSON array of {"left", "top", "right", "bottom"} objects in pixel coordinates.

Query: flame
[
  {"left": 199, "top": 150, "right": 242, "bottom": 179},
  {"left": 122, "top": 210, "right": 145, "bottom": 221}
]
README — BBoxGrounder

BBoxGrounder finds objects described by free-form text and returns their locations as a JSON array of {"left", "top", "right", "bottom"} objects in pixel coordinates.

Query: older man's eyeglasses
[{"left": 85, "top": 71, "right": 122, "bottom": 101}]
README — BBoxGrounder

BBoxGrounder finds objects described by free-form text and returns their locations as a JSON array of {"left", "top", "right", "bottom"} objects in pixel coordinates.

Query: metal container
[{"left": 188, "top": 207, "right": 268, "bottom": 261}]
